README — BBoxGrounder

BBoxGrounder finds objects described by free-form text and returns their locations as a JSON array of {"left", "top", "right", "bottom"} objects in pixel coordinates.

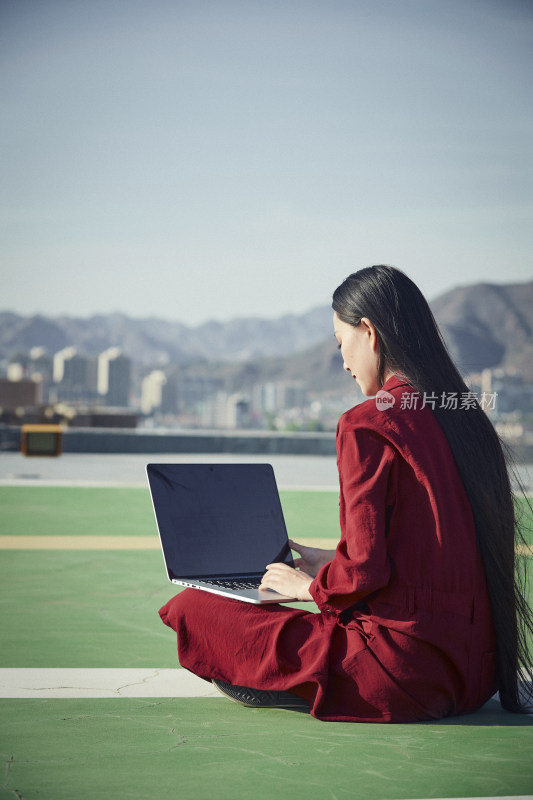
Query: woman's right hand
[{"left": 288, "top": 539, "right": 336, "bottom": 578}]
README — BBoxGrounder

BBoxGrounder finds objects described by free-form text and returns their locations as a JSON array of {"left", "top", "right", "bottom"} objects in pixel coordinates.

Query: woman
[{"left": 159, "top": 265, "right": 532, "bottom": 722}]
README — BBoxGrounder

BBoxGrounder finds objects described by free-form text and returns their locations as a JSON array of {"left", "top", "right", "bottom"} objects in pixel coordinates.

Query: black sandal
[{"left": 212, "top": 680, "right": 309, "bottom": 710}]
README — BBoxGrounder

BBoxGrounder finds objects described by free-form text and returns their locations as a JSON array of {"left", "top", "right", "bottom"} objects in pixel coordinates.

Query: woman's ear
[{"left": 360, "top": 317, "right": 379, "bottom": 352}]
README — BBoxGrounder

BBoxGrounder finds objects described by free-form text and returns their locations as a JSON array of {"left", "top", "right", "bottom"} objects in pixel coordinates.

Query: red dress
[{"left": 159, "top": 377, "right": 497, "bottom": 723}]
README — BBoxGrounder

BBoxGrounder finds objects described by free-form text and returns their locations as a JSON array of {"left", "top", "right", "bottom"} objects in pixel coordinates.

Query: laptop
[{"left": 146, "top": 462, "right": 298, "bottom": 604}]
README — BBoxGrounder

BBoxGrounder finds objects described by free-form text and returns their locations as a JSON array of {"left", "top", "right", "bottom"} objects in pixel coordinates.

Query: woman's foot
[{"left": 212, "top": 680, "right": 309, "bottom": 710}]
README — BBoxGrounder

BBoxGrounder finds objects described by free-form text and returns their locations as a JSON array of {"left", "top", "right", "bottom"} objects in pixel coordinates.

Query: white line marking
[
  {"left": 1, "top": 670, "right": 531, "bottom": 718},
  {"left": 0, "top": 668, "right": 219, "bottom": 698}
]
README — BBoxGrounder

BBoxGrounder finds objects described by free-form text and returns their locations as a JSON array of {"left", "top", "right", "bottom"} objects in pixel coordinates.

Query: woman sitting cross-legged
[{"left": 159, "top": 264, "right": 533, "bottom": 723}]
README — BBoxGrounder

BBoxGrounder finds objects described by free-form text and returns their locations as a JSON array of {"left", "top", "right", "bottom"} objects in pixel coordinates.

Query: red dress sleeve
[{"left": 310, "top": 422, "right": 395, "bottom": 614}]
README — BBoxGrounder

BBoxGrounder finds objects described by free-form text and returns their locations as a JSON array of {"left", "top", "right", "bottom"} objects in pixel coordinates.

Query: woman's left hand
[{"left": 260, "top": 562, "right": 313, "bottom": 601}]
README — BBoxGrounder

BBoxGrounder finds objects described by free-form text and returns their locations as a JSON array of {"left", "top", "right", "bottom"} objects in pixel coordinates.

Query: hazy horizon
[{"left": 2, "top": 272, "right": 533, "bottom": 327}]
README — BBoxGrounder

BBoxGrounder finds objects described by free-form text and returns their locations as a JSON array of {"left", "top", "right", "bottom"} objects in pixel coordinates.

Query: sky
[{"left": 1, "top": 0, "right": 532, "bottom": 325}]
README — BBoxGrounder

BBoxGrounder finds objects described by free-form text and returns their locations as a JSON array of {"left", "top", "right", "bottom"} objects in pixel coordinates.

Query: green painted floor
[
  {"left": 3, "top": 698, "right": 532, "bottom": 800},
  {"left": 1, "top": 486, "right": 532, "bottom": 800}
]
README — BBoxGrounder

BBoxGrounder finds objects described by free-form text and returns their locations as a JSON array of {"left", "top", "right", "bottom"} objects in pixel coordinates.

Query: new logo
[{"left": 375, "top": 390, "right": 395, "bottom": 411}]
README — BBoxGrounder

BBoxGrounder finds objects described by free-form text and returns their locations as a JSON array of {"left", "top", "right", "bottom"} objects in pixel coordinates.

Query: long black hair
[{"left": 332, "top": 264, "right": 532, "bottom": 713}]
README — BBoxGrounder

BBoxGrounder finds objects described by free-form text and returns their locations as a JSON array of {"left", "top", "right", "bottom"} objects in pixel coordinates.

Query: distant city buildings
[
  {"left": 468, "top": 368, "right": 533, "bottom": 416},
  {"left": 201, "top": 392, "right": 251, "bottom": 429},
  {"left": 0, "top": 345, "right": 132, "bottom": 425},
  {"left": 253, "top": 381, "right": 307, "bottom": 415},
  {"left": 1, "top": 344, "right": 532, "bottom": 447}
]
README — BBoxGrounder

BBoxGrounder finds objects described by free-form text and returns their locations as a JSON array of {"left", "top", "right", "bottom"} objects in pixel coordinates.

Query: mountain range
[{"left": 1, "top": 279, "right": 532, "bottom": 381}]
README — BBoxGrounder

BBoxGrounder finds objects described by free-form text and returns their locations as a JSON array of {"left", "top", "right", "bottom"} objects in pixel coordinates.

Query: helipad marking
[
  {"left": 0, "top": 536, "right": 531, "bottom": 556},
  {"left": 0, "top": 536, "right": 341, "bottom": 550},
  {"left": 0, "top": 535, "right": 161, "bottom": 549}
]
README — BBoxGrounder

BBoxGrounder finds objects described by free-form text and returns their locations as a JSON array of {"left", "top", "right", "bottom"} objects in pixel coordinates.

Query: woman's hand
[
  {"left": 288, "top": 539, "right": 336, "bottom": 578},
  {"left": 260, "top": 562, "right": 313, "bottom": 601}
]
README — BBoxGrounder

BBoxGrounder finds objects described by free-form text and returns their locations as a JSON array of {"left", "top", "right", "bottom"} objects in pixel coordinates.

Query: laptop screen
[{"left": 147, "top": 463, "right": 294, "bottom": 579}]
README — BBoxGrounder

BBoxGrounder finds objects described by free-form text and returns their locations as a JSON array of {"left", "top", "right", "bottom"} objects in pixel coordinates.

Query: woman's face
[{"left": 333, "top": 312, "right": 381, "bottom": 396}]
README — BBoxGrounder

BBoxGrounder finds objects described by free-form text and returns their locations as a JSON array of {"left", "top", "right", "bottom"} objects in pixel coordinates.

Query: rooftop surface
[{"left": 0, "top": 451, "right": 532, "bottom": 800}]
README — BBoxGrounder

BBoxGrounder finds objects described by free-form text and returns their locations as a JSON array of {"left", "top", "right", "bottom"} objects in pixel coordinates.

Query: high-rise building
[
  {"left": 0, "top": 378, "right": 40, "bottom": 410},
  {"left": 97, "top": 347, "right": 131, "bottom": 407},
  {"left": 141, "top": 370, "right": 167, "bottom": 415},
  {"left": 53, "top": 347, "right": 95, "bottom": 402},
  {"left": 53, "top": 347, "right": 77, "bottom": 384},
  {"left": 29, "top": 347, "right": 53, "bottom": 403}
]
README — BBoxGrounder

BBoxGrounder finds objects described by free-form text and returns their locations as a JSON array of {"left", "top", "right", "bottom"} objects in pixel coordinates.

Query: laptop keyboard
[{"left": 207, "top": 577, "right": 263, "bottom": 590}]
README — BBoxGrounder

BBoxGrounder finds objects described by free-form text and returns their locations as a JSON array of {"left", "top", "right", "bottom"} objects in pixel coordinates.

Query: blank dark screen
[{"left": 147, "top": 463, "right": 293, "bottom": 579}]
